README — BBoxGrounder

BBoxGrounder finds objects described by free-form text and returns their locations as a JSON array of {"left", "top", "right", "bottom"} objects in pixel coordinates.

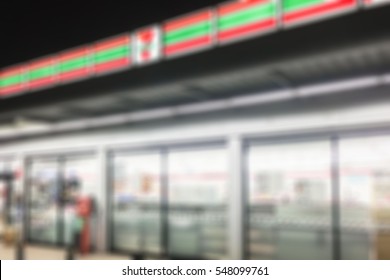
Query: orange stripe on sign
[
  {"left": 0, "top": 67, "right": 24, "bottom": 78},
  {"left": 29, "top": 57, "right": 55, "bottom": 70},
  {"left": 94, "top": 35, "right": 131, "bottom": 52},
  {"left": 164, "top": 11, "right": 212, "bottom": 32},
  {"left": 219, "top": 0, "right": 267, "bottom": 16},
  {"left": 60, "top": 48, "right": 89, "bottom": 61}
]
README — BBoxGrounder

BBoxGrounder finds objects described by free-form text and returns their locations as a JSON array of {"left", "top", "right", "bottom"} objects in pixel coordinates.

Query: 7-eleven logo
[{"left": 135, "top": 26, "right": 161, "bottom": 65}]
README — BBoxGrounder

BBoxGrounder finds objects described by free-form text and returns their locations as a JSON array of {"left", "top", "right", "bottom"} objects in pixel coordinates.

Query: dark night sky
[{"left": 0, "top": 0, "right": 224, "bottom": 68}]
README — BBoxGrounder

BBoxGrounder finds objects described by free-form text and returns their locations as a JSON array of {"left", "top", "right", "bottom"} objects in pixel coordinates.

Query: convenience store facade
[{"left": 1, "top": 0, "right": 390, "bottom": 260}]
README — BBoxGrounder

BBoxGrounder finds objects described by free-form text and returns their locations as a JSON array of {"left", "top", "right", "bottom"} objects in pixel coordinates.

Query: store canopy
[{"left": 0, "top": 7, "right": 389, "bottom": 125}]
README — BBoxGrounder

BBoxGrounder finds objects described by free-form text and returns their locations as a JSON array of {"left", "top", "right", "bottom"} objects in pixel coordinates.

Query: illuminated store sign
[
  {"left": 217, "top": 0, "right": 277, "bottom": 44},
  {"left": 164, "top": 9, "right": 215, "bottom": 58},
  {"left": 0, "top": 0, "right": 385, "bottom": 99},
  {"left": 135, "top": 26, "right": 161, "bottom": 65},
  {"left": 282, "top": 0, "right": 357, "bottom": 26},
  {"left": 0, "top": 65, "right": 26, "bottom": 96},
  {"left": 58, "top": 47, "right": 92, "bottom": 83},
  {"left": 93, "top": 35, "right": 132, "bottom": 74},
  {"left": 28, "top": 56, "right": 57, "bottom": 90}
]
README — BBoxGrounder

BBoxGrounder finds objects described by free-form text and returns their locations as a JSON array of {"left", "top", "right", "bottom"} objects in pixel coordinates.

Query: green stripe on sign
[
  {"left": 95, "top": 46, "right": 130, "bottom": 64},
  {"left": 29, "top": 66, "right": 55, "bottom": 80},
  {"left": 283, "top": 0, "right": 325, "bottom": 12},
  {"left": 0, "top": 75, "right": 22, "bottom": 87},
  {"left": 219, "top": 5, "right": 275, "bottom": 31},
  {"left": 165, "top": 22, "right": 211, "bottom": 46},
  {"left": 60, "top": 57, "right": 88, "bottom": 73}
]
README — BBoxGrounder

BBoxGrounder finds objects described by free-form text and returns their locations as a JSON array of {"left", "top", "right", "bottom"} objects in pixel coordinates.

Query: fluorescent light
[
  {"left": 382, "top": 73, "right": 390, "bottom": 84},
  {"left": 128, "top": 108, "right": 174, "bottom": 122},
  {"left": 88, "top": 115, "right": 129, "bottom": 128},
  {"left": 0, "top": 74, "right": 389, "bottom": 140},
  {"left": 175, "top": 100, "right": 230, "bottom": 115},
  {"left": 231, "top": 89, "right": 292, "bottom": 107},
  {"left": 298, "top": 76, "right": 380, "bottom": 97}
]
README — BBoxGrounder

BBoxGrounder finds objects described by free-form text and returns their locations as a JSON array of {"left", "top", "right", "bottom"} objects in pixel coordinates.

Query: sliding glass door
[
  {"left": 27, "top": 154, "right": 97, "bottom": 247},
  {"left": 28, "top": 158, "right": 60, "bottom": 244},
  {"left": 111, "top": 152, "right": 162, "bottom": 254},
  {"left": 110, "top": 144, "right": 228, "bottom": 259},
  {"left": 247, "top": 141, "right": 333, "bottom": 259},
  {"left": 167, "top": 147, "right": 228, "bottom": 259},
  {"left": 339, "top": 136, "right": 390, "bottom": 260}
]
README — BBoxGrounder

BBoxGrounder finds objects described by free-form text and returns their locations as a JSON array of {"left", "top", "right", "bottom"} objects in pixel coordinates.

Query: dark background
[{"left": 0, "top": 0, "right": 224, "bottom": 68}]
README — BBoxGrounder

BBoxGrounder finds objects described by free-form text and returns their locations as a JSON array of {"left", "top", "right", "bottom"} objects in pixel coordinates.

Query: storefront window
[
  {"left": 28, "top": 155, "right": 97, "bottom": 247},
  {"left": 112, "top": 153, "right": 162, "bottom": 253},
  {"left": 167, "top": 148, "right": 228, "bottom": 259},
  {"left": 339, "top": 136, "right": 390, "bottom": 260},
  {"left": 29, "top": 159, "right": 59, "bottom": 244},
  {"left": 247, "top": 141, "right": 332, "bottom": 259},
  {"left": 63, "top": 156, "right": 98, "bottom": 246},
  {"left": 0, "top": 161, "right": 10, "bottom": 233}
]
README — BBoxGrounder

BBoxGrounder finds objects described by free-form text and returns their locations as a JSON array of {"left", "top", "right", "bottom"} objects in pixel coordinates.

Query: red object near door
[{"left": 76, "top": 196, "right": 93, "bottom": 255}]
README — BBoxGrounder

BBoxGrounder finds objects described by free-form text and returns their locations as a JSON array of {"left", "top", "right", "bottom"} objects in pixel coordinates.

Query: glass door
[
  {"left": 111, "top": 152, "right": 162, "bottom": 254},
  {"left": 247, "top": 141, "right": 333, "bottom": 260},
  {"left": 167, "top": 147, "right": 228, "bottom": 259},
  {"left": 339, "top": 136, "right": 390, "bottom": 260},
  {"left": 63, "top": 155, "right": 98, "bottom": 247},
  {"left": 0, "top": 160, "right": 11, "bottom": 232},
  {"left": 28, "top": 158, "right": 60, "bottom": 244},
  {"left": 28, "top": 154, "right": 97, "bottom": 247}
]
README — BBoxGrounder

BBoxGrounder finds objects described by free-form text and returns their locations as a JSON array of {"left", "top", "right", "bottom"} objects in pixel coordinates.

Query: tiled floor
[{"left": 0, "top": 243, "right": 129, "bottom": 260}]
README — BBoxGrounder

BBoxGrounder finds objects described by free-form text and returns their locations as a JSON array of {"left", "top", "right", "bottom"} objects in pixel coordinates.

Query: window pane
[
  {"left": 63, "top": 156, "right": 98, "bottom": 247},
  {"left": 9, "top": 160, "right": 23, "bottom": 227},
  {"left": 28, "top": 159, "right": 59, "bottom": 244},
  {"left": 112, "top": 153, "right": 161, "bottom": 253},
  {"left": 168, "top": 148, "right": 228, "bottom": 259},
  {"left": 339, "top": 136, "right": 390, "bottom": 260},
  {"left": 247, "top": 141, "right": 332, "bottom": 260},
  {"left": 0, "top": 161, "right": 11, "bottom": 231}
]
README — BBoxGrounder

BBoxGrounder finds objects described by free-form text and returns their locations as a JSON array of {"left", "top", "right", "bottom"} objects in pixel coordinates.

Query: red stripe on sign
[
  {"left": 165, "top": 11, "right": 212, "bottom": 32},
  {"left": 29, "top": 57, "right": 55, "bottom": 70},
  {"left": 218, "top": 19, "right": 276, "bottom": 42},
  {"left": 94, "top": 58, "right": 131, "bottom": 73},
  {"left": 141, "top": 51, "right": 151, "bottom": 60},
  {"left": 283, "top": 0, "right": 356, "bottom": 24},
  {"left": 29, "top": 77, "right": 55, "bottom": 89},
  {"left": 219, "top": 0, "right": 267, "bottom": 16},
  {"left": 0, "top": 84, "right": 24, "bottom": 96},
  {"left": 138, "top": 30, "right": 154, "bottom": 42},
  {"left": 165, "top": 36, "right": 212, "bottom": 56},
  {"left": 60, "top": 48, "right": 89, "bottom": 61},
  {"left": 95, "top": 36, "right": 130, "bottom": 52},
  {"left": 59, "top": 68, "right": 89, "bottom": 82}
]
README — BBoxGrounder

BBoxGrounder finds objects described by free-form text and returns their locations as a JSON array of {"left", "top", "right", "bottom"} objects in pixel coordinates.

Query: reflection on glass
[
  {"left": 339, "top": 137, "right": 390, "bottom": 260},
  {"left": 9, "top": 160, "right": 23, "bottom": 227},
  {"left": 29, "top": 160, "right": 59, "bottom": 244},
  {"left": 248, "top": 141, "right": 332, "bottom": 260},
  {"left": 168, "top": 148, "right": 228, "bottom": 259},
  {"left": 112, "top": 153, "right": 161, "bottom": 253},
  {"left": 63, "top": 156, "right": 98, "bottom": 246},
  {"left": 0, "top": 161, "right": 9, "bottom": 231}
]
